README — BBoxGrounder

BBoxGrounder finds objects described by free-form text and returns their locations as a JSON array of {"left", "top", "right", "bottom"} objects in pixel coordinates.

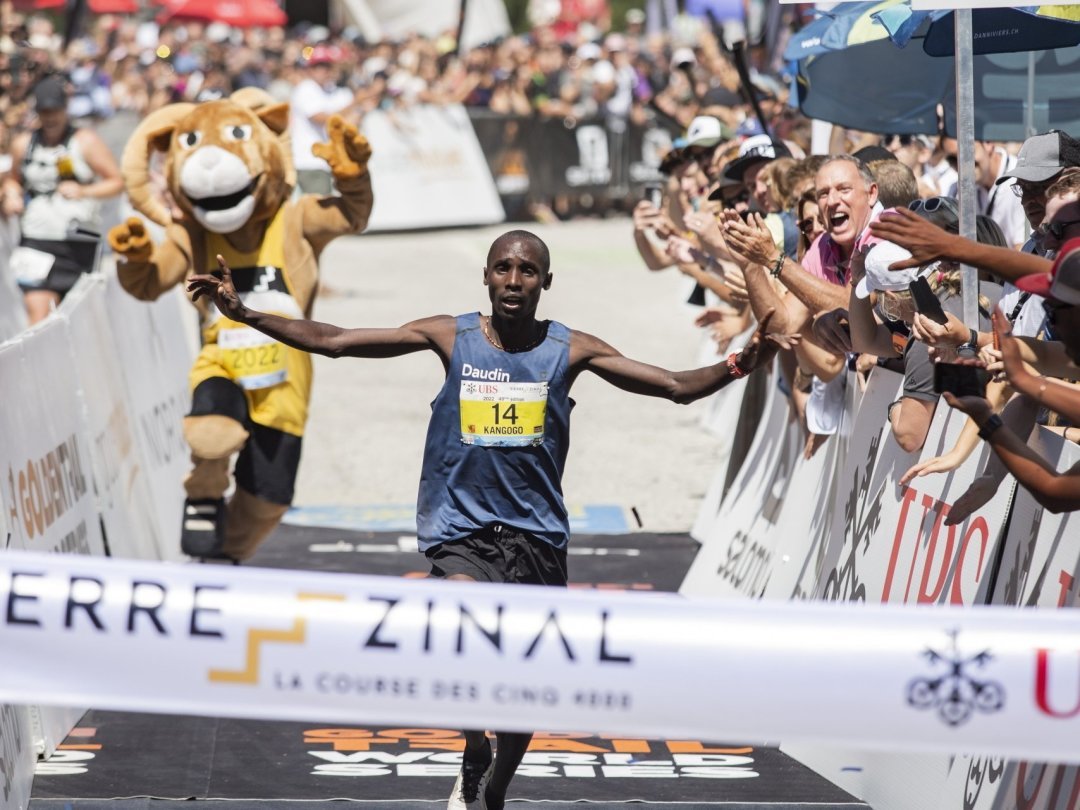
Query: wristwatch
[
  {"left": 956, "top": 328, "right": 979, "bottom": 359},
  {"left": 977, "top": 413, "right": 1004, "bottom": 440},
  {"left": 727, "top": 352, "right": 748, "bottom": 379}
]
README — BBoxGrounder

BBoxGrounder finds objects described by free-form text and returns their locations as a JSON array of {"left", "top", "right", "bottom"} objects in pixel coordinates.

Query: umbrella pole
[
  {"left": 955, "top": 9, "right": 979, "bottom": 330},
  {"left": 1026, "top": 52, "right": 1036, "bottom": 137}
]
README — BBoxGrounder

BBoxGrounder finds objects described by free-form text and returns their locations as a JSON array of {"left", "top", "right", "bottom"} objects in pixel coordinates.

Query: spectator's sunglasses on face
[
  {"left": 1036, "top": 217, "right": 1080, "bottom": 241},
  {"left": 1011, "top": 177, "right": 1058, "bottom": 199},
  {"left": 1042, "top": 299, "right": 1075, "bottom": 326},
  {"left": 798, "top": 216, "right": 818, "bottom": 236}
]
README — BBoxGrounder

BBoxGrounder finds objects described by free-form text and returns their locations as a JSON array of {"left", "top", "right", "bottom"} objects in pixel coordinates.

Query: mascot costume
[{"left": 108, "top": 88, "right": 373, "bottom": 562}]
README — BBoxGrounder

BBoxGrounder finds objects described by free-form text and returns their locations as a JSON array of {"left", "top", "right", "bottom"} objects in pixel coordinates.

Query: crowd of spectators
[{"left": 634, "top": 107, "right": 1080, "bottom": 516}]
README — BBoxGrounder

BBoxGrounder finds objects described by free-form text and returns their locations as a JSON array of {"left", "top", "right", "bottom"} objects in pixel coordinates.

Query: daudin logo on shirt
[{"left": 461, "top": 363, "right": 510, "bottom": 382}]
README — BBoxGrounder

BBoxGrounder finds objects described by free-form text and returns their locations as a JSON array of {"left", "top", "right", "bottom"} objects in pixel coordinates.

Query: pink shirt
[{"left": 802, "top": 203, "right": 888, "bottom": 286}]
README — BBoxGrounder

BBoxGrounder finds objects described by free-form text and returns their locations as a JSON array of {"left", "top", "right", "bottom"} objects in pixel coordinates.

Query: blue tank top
[{"left": 417, "top": 312, "right": 573, "bottom": 551}]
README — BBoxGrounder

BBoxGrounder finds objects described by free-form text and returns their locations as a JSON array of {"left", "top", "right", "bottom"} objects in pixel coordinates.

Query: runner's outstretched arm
[
  {"left": 188, "top": 255, "right": 452, "bottom": 360},
  {"left": 571, "top": 310, "right": 797, "bottom": 404}
]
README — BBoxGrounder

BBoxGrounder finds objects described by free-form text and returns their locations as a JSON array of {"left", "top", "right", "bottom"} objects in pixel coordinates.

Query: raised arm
[
  {"left": 869, "top": 209, "right": 1049, "bottom": 283},
  {"left": 188, "top": 255, "right": 452, "bottom": 361},
  {"left": 946, "top": 393, "right": 1080, "bottom": 514},
  {"left": 569, "top": 311, "right": 794, "bottom": 404}
]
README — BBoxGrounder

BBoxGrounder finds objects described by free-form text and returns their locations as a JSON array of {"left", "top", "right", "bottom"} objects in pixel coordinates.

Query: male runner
[{"left": 188, "top": 229, "right": 789, "bottom": 810}]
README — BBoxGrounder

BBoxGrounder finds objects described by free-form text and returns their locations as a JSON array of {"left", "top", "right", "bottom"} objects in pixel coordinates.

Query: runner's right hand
[{"left": 187, "top": 254, "right": 246, "bottom": 322}]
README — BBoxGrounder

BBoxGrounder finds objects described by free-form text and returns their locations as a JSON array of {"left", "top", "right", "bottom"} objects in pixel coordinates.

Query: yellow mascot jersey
[{"left": 190, "top": 207, "right": 312, "bottom": 437}]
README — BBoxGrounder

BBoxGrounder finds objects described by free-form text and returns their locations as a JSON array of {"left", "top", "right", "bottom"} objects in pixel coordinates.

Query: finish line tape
[{"left": 1, "top": 551, "right": 1078, "bottom": 763}]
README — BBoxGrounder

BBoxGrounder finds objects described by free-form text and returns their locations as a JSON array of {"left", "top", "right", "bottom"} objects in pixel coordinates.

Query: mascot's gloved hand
[
  {"left": 108, "top": 216, "right": 154, "bottom": 263},
  {"left": 312, "top": 115, "right": 372, "bottom": 181}
]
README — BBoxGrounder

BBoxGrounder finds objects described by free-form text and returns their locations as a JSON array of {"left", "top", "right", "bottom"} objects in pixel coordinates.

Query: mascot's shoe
[
  {"left": 183, "top": 414, "right": 249, "bottom": 460},
  {"left": 180, "top": 498, "right": 235, "bottom": 563},
  {"left": 447, "top": 742, "right": 493, "bottom": 810}
]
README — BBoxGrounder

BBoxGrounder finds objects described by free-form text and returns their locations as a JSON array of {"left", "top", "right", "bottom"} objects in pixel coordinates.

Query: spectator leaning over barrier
[
  {"left": 2, "top": 74, "right": 122, "bottom": 324},
  {"left": 946, "top": 274, "right": 1080, "bottom": 513},
  {"left": 846, "top": 202, "right": 998, "bottom": 453}
]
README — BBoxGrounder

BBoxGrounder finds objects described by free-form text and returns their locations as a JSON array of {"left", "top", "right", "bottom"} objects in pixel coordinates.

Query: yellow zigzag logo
[{"left": 208, "top": 592, "right": 345, "bottom": 685}]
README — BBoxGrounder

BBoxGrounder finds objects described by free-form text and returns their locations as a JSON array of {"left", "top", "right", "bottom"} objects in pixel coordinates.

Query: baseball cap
[
  {"left": 306, "top": 45, "right": 336, "bottom": 66},
  {"left": 671, "top": 47, "right": 696, "bottom": 68},
  {"left": 1015, "top": 236, "right": 1080, "bottom": 305},
  {"left": 854, "top": 241, "right": 918, "bottom": 299},
  {"left": 577, "top": 42, "right": 602, "bottom": 62},
  {"left": 625, "top": 8, "right": 646, "bottom": 25},
  {"left": 685, "top": 116, "right": 725, "bottom": 148},
  {"left": 32, "top": 76, "right": 67, "bottom": 111},
  {"left": 721, "top": 134, "right": 792, "bottom": 184},
  {"left": 995, "top": 131, "right": 1080, "bottom": 186}
]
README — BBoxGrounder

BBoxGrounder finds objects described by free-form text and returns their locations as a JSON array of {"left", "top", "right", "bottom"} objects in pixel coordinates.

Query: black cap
[
  {"left": 32, "top": 76, "right": 67, "bottom": 112},
  {"left": 853, "top": 145, "right": 897, "bottom": 165}
]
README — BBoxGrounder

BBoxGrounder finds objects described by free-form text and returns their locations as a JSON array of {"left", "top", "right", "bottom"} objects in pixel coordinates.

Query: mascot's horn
[{"left": 121, "top": 102, "right": 196, "bottom": 227}]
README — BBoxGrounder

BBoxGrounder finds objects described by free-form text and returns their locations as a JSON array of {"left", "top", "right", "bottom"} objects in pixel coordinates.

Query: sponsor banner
[
  {"left": 0, "top": 317, "right": 103, "bottom": 757},
  {"left": 937, "top": 432, "right": 1080, "bottom": 810},
  {"left": 682, "top": 368, "right": 803, "bottom": 598},
  {"left": 58, "top": 276, "right": 163, "bottom": 560},
  {"left": 529, "top": 117, "right": 616, "bottom": 198},
  {"left": 0, "top": 702, "right": 32, "bottom": 810},
  {"left": 815, "top": 368, "right": 1012, "bottom": 607},
  {"left": 468, "top": 112, "right": 531, "bottom": 219},
  {"left": 2, "top": 551, "right": 1079, "bottom": 762},
  {"left": 363, "top": 104, "right": 505, "bottom": 232},
  {"left": 104, "top": 275, "right": 193, "bottom": 561}
]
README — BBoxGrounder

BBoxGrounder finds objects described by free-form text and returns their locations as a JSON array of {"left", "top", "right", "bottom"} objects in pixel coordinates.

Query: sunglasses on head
[{"left": 908, "top": 197, "right": 952, "bottom": 214}]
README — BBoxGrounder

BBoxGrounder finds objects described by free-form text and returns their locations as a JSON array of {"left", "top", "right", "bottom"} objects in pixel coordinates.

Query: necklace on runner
[{"left": 483, "top": 316, "right": 544, "bottom": 353}]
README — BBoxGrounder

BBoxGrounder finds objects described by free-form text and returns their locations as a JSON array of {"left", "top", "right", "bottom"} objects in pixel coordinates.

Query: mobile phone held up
[
  {"left": 909, "top": 277, "right": 949, "bottom": 325},
  {"left": 644, "top": 183, "right": 663, "bottom": 209},
  {"left": 933, "top": 363, "right": 989, "bottom": 399}
]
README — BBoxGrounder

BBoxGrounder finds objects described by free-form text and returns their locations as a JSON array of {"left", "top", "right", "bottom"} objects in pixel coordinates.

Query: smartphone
[
  {"left": 933, "top": 363, "right": 989, "bottom": 398},
  {"left": 909, "top": 277, "right": 949, "bottom": 325},
  {"left": 644, "top": 183, "right": 663, "bottom": 208}
]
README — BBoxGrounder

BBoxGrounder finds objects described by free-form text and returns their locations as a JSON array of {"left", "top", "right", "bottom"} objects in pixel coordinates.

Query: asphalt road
[{"left": 293, "top": 219, "right": 725, "bottom": 532}]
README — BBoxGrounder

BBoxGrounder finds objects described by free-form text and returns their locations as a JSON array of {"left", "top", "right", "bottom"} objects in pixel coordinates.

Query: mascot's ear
[
  {"left": 257, "top": 103, "right": 290, "bottom": 136},
  {"left": 148, "top": 125, "right": 175, "bottom": 154}
]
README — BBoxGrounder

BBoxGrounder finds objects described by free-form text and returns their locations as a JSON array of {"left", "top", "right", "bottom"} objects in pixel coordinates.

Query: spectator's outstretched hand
[
  {"left": 942, "top": 391, "right": 994, "bottom": 423},
  {"left": 869, "top": 208, "right": 951, "bottom": 270},
  {"left": 812, "top": 308, "right": 853, "bottom": 355},
  {"left": 187, "top": 254, "right": 246, "bottom": 322},
  {"left": 910, "top": 311, "right": 968, "bottom": 348}
]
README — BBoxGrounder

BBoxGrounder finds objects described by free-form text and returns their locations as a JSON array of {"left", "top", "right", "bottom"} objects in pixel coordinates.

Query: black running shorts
[{"left": 426, "top": 525, "right": 568, "bottom": 587}]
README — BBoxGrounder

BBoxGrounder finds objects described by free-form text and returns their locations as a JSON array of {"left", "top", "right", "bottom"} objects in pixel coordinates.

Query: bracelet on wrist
[
  {"left": 977, "top": 413, "right": 1004, "bottom": 441},
  {"left": 727, "top": 351, "right": 748, "bottom": 378},
  {"left": 769, "top": 253, "right": 785, "bottom": 278}
]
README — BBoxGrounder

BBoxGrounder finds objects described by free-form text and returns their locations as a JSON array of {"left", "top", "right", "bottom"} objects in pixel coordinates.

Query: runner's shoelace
[{"left": 460, "top": 755, "right": 490, "bottom": 803}]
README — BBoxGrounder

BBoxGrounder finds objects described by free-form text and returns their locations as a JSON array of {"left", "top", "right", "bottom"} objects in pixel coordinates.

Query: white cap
[
  {"left": 577, "top": 42, "right": 602, "bottom": 61},
  {"left": 672, "top": 47, "right": 696, "bottom": 67},
  {"left": 854, "top": 242, "right": 919, "bottom": 299},
  {"left": 590, "top": 60, "right": 616, "bottom": 85},
  {"left": 686, "top": 116, "right": 724, "bottom": 148}
]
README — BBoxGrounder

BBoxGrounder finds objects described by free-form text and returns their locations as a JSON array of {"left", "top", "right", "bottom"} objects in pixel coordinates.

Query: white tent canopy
[{"left": 338, "top": 0, "right": 512, "bottom": 50}]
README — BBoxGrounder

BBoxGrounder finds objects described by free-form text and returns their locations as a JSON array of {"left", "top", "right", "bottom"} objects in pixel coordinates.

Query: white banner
[
  {"left": 362, "top": 105, "right": 505, "bottom": 232},
  {"left": 59, "top": 276, "right": 164, "bottom": 560},
  {"left": 682, "top": 368, "right": 803, "bottom": 598},
  {"left": 104, "top": 274, "right": 194, "bottom": 561},
  {"left": 1, "top": 551, "right": 1079, "bottom": 763},
  {"left": 0, "top": 702, "right": 32, "bottom": 810}
]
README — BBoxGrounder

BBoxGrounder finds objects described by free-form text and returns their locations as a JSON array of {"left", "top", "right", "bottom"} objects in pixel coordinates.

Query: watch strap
[{"left": 977, "top": 413, "right": 1004, "bottom": 440}]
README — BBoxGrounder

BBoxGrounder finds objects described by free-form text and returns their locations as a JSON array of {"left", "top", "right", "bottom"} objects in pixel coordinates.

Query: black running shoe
[
  {"left": 448, "top": 742, "right": 493, "bottom": 810},
  {"left": 180, "top": 498, "right": 231, "bottom": 561}
]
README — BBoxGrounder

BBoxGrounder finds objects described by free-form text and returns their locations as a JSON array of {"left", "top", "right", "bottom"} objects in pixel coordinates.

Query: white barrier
[
  {"left": 102, "top": 273, "right": 194, "bottom": 561},
  {"left": 0, "top": 701, "right": 32, "bottom": 810},
  {"left": 0, "top": 217, "right": 27, "bottom": 342},
  {"left": 362, "top": 104, "right": 505, "bottom": 231},
  {"left": 1, "top": 550, "right": 1079, "bottom": 763},
  {"left": 59, "top": 276, "right": 165, "bottom": 560}
]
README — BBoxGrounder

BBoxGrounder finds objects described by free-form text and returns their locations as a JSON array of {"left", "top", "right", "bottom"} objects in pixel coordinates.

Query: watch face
[{"left": 957, "top": 345, "right": 977, "bottom": 359}]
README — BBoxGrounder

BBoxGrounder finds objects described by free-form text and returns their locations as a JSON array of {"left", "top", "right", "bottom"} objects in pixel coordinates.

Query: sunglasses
[
  {"left": 1036, "top": 218, "right": 1080, "bottom": 241},
  {"left": 908, "top": 196, "right": 953, "bottom": 214},
  {"left": 798, "top": 217, "right": 818, "bottom": 235},
  {"left": 1011, "top": 178, "right": 1057, "bottom": 199},
  {"left": 1042, "top": 299, "right": 1075, "bottom": 325}
]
